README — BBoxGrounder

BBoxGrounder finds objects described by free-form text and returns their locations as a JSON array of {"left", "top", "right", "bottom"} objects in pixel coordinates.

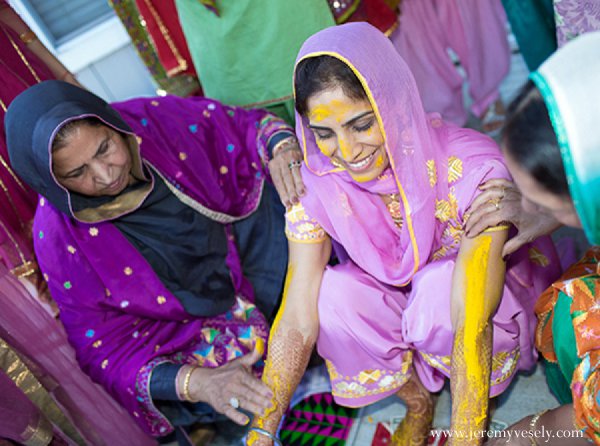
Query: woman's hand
[
  {"left": 464, "top": 179, "right": 561, "bottom": 257},
  {"left": 268, "top": 138, "right": 305, "bottom": 208},
  {"left": 187, "top": 348, "right": 273, "bottom": 426}
]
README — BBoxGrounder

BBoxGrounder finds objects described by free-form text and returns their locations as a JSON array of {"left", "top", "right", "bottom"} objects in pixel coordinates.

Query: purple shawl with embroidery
[
  {"left": 294, "top": 23, "right": 509, "bottom": 285},
  {"left": 5, "top": 81, "right": 290, "bottom": 436}
]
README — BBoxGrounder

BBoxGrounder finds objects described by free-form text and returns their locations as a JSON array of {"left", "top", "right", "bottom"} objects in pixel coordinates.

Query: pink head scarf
[{"left": 294, "top": 23, "right": 455, "bottom": 285}]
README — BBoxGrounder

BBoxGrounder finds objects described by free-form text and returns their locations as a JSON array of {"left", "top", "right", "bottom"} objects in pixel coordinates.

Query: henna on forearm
[{"left": 248, "top": 327, "right": 314, "bottom": 444}]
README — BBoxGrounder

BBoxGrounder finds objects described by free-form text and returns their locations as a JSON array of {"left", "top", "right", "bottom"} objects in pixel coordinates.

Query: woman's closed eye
[
  {"left": 64, "top": 167, "right": 85, "bottom": 179},
  {"left": 314, "top": 129, "right": 334, "bottom": 140},
  {"left": 352, "top": 118, "right": 374, "bottom": 133}
]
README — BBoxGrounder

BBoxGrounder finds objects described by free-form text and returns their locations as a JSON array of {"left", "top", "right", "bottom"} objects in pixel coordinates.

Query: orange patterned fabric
[{"left": 535, "top": 247, "right": 600, "bottom": 443}]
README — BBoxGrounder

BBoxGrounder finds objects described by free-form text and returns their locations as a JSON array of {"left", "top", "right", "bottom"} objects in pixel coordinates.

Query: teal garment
[
  {"left": 502, "top": 0, "right": 557, "bottom": 70},
  {"left": 175, "top": 0, "right": 335, "bottom": 121},
  {"left": 545, "top": 291, "right": 581, "bottom": 404}
]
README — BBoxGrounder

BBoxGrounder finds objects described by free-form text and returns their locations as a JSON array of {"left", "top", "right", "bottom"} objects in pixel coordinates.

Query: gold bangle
[
  {"left": 19, "top": 30, "right": 37, "bottom": 45},
  {"left": 181, "top": 366, "right": 197, "bottom": 402},
  {"left": 272, "top": 137, "right": 299, "bottom": 158},
  {"left": 528, "top": 409, "right": 548, "bottom": 446}
]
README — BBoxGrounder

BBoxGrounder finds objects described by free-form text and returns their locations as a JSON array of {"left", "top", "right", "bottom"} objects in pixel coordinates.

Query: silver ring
[
  {"left": 288, "top": 160, "right": 302, "bottom": 169},
  {"left": 494, "top": 201, "right": 500, "bottom": 211},
  {"left": 229, "top": 396, "right": 240, "bottom": 409}
]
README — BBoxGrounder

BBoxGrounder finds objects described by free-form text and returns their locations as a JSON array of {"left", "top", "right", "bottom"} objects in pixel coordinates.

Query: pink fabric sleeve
[{"left": 285, "top": 203, "right": 327, "bottom": 243}]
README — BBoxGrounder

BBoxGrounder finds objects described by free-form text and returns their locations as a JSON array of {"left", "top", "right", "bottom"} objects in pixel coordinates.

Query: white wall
[{"left": 10, "top": 1, "right": 157, "bottom": 102}]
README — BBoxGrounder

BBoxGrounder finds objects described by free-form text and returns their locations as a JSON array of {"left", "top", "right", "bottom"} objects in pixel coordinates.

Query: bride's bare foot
[{"left": 391, "top": 374, "right": 434, "bottom": 446}]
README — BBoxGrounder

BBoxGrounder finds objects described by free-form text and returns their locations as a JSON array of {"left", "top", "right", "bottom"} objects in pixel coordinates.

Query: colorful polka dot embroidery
[
  {"left": 179, "top": 152, "right": 188, "bottom": 161},
  {"left": 124, "top": 267, "right": 133, "bottom": 276},
  {"left": 85, "top": 329, "right": 95, "bottom": 338},
  {"left": 157, "top": 296, "right": 166, "bottom": 305},
  {"left": 38, "top": 231, "right": 44, "bottom": 239},
  {"left": 227, "top": 110, "right": 235, "bottom": 117},
  {"left": 220, "top": 166, "right": 228, "bottom": 175},
  {"left": 141, "top": 118, "right": 148, "bottom": 126},
  {"left": 188, "top": 124, "right": 198, "bottom": 133},
  {"left": 63, "top": 281, "right": 72, "bottom": 289},
  {"left": 207, "top": 103, "right": 216, "bottom": 111},
  {"left": 226, "top": 144, "right": 235, "bottom": 153},
  {"left": 89, "top": 227, "right": 99, "bottom": 236}
]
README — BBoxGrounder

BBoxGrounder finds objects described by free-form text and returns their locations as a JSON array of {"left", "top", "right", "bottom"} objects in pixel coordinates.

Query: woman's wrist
[{"left": 176, "top": 364, "right": 201, "bottom": 402}]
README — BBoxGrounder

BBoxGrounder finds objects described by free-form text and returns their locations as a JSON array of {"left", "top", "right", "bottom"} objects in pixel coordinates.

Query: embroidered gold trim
[
  {"left": 419, "top": 347, "right": 520, "bottom": 387},
  {"left": 0, "top": 339, "right": 85, "bottom": 445},
  {"left": 22, "top": 416, "right": 52, "bottom": 446},
  {"left": 447, "top": 156, "right": 463, "bottom": 183},
  {"left": 426, "top": 159, "right": 437, "bottom": 187},
  {"left": 327, "top": 353, "right": 413, "bottom": 401},
  {"left": 3, "top": 27, "right": 41, "bottom": 82},
  {"left": 0, "top": 153, "right": 29, "bottom": 193},
  {"left": 0, "top": 218, "right": 29, "bottom": 266},
  {"left": 140, "top": 0, "right": 188, "bottom": 76},
  {"left": 149, "top": 163, "right": 262, "bottom": 223}
]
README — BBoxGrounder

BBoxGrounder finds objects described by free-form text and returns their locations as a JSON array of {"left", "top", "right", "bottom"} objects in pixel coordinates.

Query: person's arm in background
[
  {"left": 248, "top": 232, "right": 332, "bottom": 445},
  {"left": 0, "top": 2, "right": 82, "bottom": 87}
]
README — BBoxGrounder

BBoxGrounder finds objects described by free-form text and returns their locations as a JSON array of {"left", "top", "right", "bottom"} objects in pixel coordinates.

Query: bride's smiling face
[{"left": 306, "top": 86, "right": 388, "bottom": 183}]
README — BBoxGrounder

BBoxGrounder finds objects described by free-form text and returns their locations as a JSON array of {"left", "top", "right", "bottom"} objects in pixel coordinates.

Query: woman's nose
[
  {"left": 337, "top": 134, "right": 358, "bottom": 161},
  {"left": 91, "top": 163, "right": 112, "bottom": 185}
]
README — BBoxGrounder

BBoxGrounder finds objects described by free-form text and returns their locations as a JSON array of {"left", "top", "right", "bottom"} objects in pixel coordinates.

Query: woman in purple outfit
[
  {"left": 5, "top": 80, "right": 302, "bottom": 440},
  {"left": 248, "top": 23, "right": 561, "bottom": 446}
]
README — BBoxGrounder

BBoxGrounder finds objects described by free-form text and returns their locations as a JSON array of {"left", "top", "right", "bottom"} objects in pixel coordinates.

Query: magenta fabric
[
  {"left": 293, "top": 23, "right": 561, "bottom": 405},
  {"left": 31, "top": 95, "right": 288, "bottom": 436},
  {"left": 0, "top": 7, "right": 54, "bottom": 271},
  {"left": 389, "top": 0, "right": 510, "bottom": 125},
  {"left": 0, "top": 264, "right": 155, "bottom": 445}
]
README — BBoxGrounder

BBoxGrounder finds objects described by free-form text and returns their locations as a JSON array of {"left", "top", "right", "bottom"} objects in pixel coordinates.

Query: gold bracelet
[
  {"left": 181, "top": 365, "right": 197, "bottom": 402},
  {"left": 19, "top": 30, "right": 37, "bottom": 45},
  {"left": 528, "top": 409, "right": 548, "bottom": 446},
  {"left": 272, "top": 137, "right": 299, "bottom": 158}
]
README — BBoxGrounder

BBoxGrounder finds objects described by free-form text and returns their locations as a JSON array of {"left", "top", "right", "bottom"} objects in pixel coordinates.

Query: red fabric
[
  {"left": 334, "top": 0, "right": 399, "bottom": 34},
  {"left": 134, "top": 0, "right": 196, "bottom": 77}
]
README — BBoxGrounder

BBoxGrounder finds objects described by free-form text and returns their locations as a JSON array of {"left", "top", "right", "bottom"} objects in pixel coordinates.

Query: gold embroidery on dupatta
[
  {"left": 448, "top": 156, "right": 463, "bottom": 184},
  {"left": 426, "top": 159, "right": 437, "bottom": 187},
  {"left": 432, "top": 188, "right": 463, "bottom": 260}
]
